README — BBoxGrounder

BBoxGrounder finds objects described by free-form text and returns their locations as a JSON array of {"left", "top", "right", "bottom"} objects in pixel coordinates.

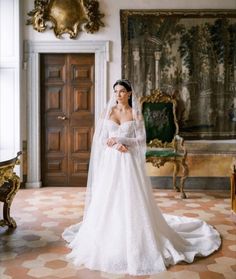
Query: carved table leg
[
  {"left": 0, "top": 173, "right": 20, "bottom": 228},
  {"left": 3, "top": 200, "right": 17, "bottom": 228}
]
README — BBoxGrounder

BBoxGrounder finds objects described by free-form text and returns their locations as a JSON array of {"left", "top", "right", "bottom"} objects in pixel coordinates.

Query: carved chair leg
[
  {"left": 173, "top": 162, "right": 180, "bottom": 192},
  {"left": 180, "top": 161, "right": 189, "bottom": 199},
  {"left": 3, "top": 200, "right": 17, "bottom": 228}
]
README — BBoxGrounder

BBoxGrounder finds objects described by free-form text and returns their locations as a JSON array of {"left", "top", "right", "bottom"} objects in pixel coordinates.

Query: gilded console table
[{"left": 0, "top": 151, "right": 22, "bottom": 228}]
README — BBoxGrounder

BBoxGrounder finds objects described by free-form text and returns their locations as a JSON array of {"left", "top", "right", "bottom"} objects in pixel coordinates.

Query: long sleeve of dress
[
  {"left": 115, "top": 121, "right": 146, "bottom": 148},
  {"left": 100, "top": 124, "right": 119, "bottom": 149}
]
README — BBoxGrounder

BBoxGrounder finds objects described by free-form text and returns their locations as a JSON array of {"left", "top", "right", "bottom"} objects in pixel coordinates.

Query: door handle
[{"left": 57, "top": 115, "right": 67, "bottom": 120}]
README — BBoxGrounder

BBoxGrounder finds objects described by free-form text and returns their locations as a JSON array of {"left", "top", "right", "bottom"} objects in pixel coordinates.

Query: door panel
[
  {"left": 69, "top": 126, "right": 91, "bottom": 186},
  {"left": 41, "top": 53, "right": 95, "bottom": 186}
]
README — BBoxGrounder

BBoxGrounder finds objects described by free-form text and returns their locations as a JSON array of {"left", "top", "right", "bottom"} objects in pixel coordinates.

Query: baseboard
[{"left": 150, "top": 176, "right": 230, "bottom": 190}]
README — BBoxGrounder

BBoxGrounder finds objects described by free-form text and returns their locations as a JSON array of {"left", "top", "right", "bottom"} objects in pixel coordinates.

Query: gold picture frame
[{"left": 27, "top": 0, "right": 104, "bottom": 39}]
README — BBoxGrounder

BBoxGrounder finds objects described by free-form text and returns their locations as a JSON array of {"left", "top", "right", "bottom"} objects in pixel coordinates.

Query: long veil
[{"left": 83, "top": 80, "right": 147, "bottom": 220}]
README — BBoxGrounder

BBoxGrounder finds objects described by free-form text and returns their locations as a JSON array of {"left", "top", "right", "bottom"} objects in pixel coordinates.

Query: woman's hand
[
  {"left": 107, "top": 138, "right": 128, "bottom": 152},
  {"left": 107, "top": 137, "right": 117, "bottom": 147},
  {"left": 117, "top": 144, "right": 128, "bottom": 153}
]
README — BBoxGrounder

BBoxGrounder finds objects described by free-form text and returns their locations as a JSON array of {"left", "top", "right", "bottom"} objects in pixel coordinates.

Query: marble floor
[{"left": 0, "top": 188, "right": 236, "bottom": 279}]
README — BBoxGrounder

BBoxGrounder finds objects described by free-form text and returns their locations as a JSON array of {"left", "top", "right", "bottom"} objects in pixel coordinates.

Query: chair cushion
[{"left": 146, "top": 149, "right": 182, "bottom": 158}]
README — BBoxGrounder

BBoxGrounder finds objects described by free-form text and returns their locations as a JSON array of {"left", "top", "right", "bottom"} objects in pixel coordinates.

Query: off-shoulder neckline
[{"left": 107, "top": 119, "right": 134, "bottom": 126}]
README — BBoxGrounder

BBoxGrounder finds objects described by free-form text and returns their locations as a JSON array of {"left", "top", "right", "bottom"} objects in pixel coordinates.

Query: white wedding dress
[{"left": 62, "top": 120, "right": 221, "bottom": 275}]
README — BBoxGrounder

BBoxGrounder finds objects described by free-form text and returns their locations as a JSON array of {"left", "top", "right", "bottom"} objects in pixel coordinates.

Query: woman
[{"left": 62, "top": 79, "right": 221, "bottom": 275}]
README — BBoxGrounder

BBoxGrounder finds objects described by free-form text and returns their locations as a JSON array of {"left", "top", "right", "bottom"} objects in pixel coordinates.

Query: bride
[{"left": 62, "top": 79, "right": 221, "bottom": 275}]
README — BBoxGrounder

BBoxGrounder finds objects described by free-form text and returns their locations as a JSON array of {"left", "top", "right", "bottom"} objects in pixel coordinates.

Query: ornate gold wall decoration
[{"left": 26, "top": 0, "right": 104, "bottom": 39}]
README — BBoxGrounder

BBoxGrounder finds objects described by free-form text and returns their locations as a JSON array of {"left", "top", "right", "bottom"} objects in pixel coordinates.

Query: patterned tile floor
[{"left": 0, "top": 188, "right": 236, "bottom": 279}]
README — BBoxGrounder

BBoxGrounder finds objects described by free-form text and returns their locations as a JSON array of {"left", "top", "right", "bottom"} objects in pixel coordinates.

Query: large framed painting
[{"left": 120, "top": 10, "right": 236, "bottom": 140}]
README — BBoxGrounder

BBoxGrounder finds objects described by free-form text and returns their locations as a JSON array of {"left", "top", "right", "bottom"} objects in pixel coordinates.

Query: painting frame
[{"left": 120, "top": 9, "right": 236, "bottom": 140}]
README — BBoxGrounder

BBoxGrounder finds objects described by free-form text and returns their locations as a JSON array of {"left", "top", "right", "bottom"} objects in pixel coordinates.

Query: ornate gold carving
[
  {"left": 121, "top": 9, "right": 236, "bottom": 18},
  {"left": 140, "top": 89, "right": 176, "bottom": 106},
  {"left": 0, "top": 152, "right": 22, "bottom": 228},
  {"left": 148, "top": 138, "right": 175, "bottom": 149},
  {"left": 26, "top": 0, "right": 104, "bottom": 39},
  {"left": 146, "top": 155, "right": 188, "bottom": 199}
]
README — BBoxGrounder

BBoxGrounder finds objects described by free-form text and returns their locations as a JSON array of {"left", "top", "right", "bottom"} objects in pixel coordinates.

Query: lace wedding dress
[{"left": 62, "top": 120, "right": 221, "bottom": 275}]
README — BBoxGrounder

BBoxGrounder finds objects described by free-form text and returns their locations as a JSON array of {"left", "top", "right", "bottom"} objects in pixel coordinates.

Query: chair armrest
[{"left": 174, "top": 134, "right": 187, "bottom": 157}]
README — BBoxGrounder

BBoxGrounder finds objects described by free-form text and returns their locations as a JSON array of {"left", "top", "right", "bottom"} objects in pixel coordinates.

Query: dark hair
[{"left": 113, "top": 79, "right": 132, "bottom": 107}]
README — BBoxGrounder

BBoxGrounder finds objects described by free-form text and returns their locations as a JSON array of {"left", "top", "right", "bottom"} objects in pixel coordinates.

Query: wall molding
[
  {"left": 24, "top": 40, "right": 110, "bottom": 188},
  {"left": 186, "top": 140, "right": 236, "bottom": 155},
  {"left": 151, "top": 176, "right": 230, "bottom": 190}
]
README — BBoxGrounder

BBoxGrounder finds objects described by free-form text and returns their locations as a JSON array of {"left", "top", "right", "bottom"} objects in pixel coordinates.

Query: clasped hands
[{"left": 107, "top": 137, "right": 128, "bottom": 153}]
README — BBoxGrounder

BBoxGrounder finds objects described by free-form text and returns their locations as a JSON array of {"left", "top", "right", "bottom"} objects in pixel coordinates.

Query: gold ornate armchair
[
  {"left": 0, "top": 151, "right": 21, "bottom": 228},
  {"left": 140, "top": 90, "right": 189, "bottom": 198}
]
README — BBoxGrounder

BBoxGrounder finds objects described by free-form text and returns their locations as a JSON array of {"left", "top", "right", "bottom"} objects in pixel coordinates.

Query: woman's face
[{"left": 114, "top": 84, "right": 130, "bottom": 104}]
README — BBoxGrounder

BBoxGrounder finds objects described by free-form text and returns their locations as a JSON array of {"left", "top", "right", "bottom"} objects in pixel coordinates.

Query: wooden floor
[{"left": 0, "top": 187, "right": 235, "bottom": 279}]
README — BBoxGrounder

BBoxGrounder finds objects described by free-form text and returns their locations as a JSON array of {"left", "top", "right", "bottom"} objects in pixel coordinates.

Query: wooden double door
[{"left": 40, "top": 53, "right": 95, "bottom": 186}]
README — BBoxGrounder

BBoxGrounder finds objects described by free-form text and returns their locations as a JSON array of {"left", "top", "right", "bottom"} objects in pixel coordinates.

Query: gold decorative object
[
  {"left": 140, "top": 90, "right": 189, "bottom": 198},
  {"left": 26, "top": 0, "right": 104, "bottom": 39},
  {"left": 0, "top": 152, "right": 22, "bottom": 228},
  {"left": 231, "top": 157, "right": 236, "bottom": 222}
]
